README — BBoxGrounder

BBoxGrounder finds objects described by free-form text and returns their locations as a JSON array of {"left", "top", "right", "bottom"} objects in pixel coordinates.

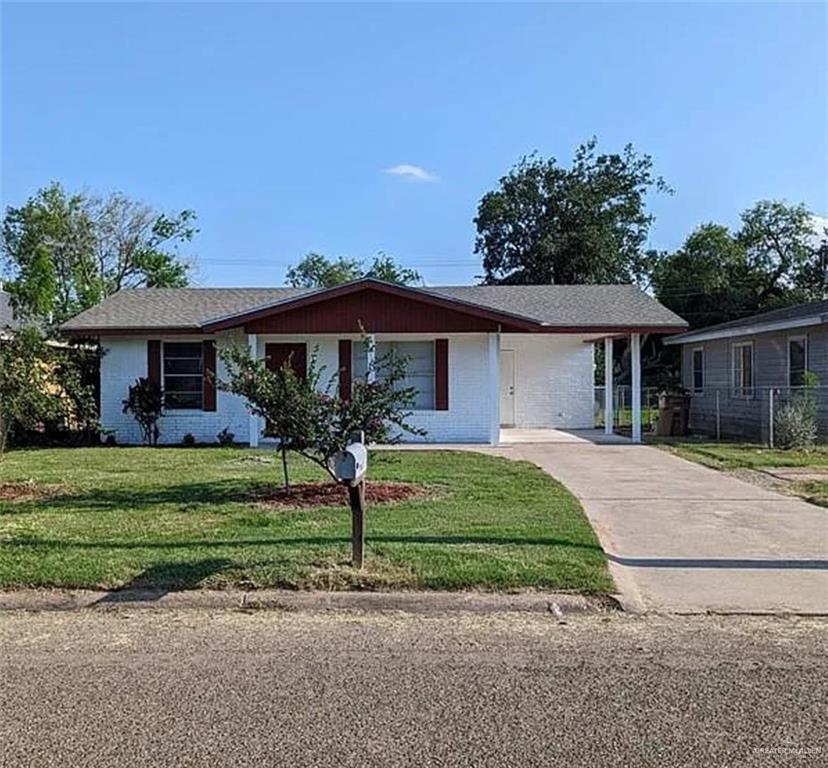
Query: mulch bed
[
  {"left": 0, "top": 482, "right": 66, "bottom": 502},
  {"left": 252, "top": 482, "right": 425, "bottom": 509}
]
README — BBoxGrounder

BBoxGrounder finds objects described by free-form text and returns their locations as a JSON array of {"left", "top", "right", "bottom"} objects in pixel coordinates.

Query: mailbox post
[
  {"left": 348, "top": 482, "right": 365, "bottom": 570},
  {"left": 334, "top": 431, "right": 368, "bottom": 569}
]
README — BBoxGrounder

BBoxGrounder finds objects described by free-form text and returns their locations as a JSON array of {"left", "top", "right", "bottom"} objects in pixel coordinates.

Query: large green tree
[
  {"left": 1, "top": 182, "right": 196, "bottom": 325},
  {"left": 652, "top": 201, "right": 827, "bottom": 329},
  {"left": 475, "top": 138, "right": 669, "bottom": 285},
  {"left": 286, "top": 252, "right": 421, "bottom": 288}
]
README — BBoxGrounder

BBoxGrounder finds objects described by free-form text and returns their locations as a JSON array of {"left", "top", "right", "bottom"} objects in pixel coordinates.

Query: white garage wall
[{"left": 500, "top": 334, "right": 595, "bottom": 429}]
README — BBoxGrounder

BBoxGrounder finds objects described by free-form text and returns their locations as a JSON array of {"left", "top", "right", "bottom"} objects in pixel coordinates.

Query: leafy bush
[
  {"left": 216, "top": 427, "right": 235, "bottom": 446},
  {"left": 50, "top": 341, "right": 101, "bottom": 445},
  {"left": 122, "top": 377, "right": 163, "bottom": 446},
  {"left": 774, "top": 373, "right": 819, "bottom": 450},
  {"left": 0, "top": 327, "right": 63, "bottom": 455},
  {"left": 104, "top": 434, "right": 117, "bottom": 447},
  {"left": 182, "top": 433, "right": 197, "bottom": 447},
  {"left": 774, "top": 403, "right": 817, "bottom": 450}
]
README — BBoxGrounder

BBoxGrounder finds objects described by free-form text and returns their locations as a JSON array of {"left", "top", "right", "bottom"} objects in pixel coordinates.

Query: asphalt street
[{"left": 1, "top": 609, "right": 826, "bottom": 767}]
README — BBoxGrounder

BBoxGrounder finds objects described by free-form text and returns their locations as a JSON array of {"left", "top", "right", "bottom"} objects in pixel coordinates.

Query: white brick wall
[
  {"left": 383, "top": 334, "right": 494, "bottom": 443},
  {"left": 500, "top": 334, "right": 595, "bottom": 429},
  {"left": 100, "top": 331, "right": 594, "bottom": 445},
  {"left": 254, "top": 334, "right": 496, "bottom": 444},
  {"left": 100, "top": 332, "right": 251, "bottom": 445}
]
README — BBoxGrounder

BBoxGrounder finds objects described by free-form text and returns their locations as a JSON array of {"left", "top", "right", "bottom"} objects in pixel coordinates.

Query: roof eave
[
  {"left": 61, "top": 325, "right": 203, "bottom": 338},
  {"left": 664, "top": 314, "right": 826, "bottom": 346}
]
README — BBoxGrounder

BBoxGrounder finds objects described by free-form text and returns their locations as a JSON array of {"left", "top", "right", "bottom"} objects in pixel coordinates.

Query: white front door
[{"left": 499, "top": 349, "right": 516, "bottom": 426}]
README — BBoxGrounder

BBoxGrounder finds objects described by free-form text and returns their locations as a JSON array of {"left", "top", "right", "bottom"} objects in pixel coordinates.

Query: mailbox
[{"left": 334, "top": 442, "right": 368, "bottom": 486}]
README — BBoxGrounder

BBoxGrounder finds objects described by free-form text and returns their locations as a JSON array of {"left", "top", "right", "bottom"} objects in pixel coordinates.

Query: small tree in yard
[
  {"left": 122, "top": 377, "right": 164, "bottom": 446},
  {"left": 0, "top": 327, "right": 63, "bottom": 455},
  {"left": 220, "top": 338, "right": 426, "bottom": 490}
]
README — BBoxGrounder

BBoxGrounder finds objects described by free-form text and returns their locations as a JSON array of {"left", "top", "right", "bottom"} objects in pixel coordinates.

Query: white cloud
[{"left": 383, "top": 164, "right": 439, "bottom": 183}]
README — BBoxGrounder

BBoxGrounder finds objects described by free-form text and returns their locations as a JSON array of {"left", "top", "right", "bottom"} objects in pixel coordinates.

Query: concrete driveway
[{"left": 488, "top": 442, "right": 828, "bottom": 614}]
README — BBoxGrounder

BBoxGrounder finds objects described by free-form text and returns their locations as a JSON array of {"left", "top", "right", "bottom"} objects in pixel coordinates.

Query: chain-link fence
[
  {"left": 594, "top": 386, "right": 660, "bottom": 432},
  {"left": 673, "top": 385, "right": 828, "bottom": 446}
]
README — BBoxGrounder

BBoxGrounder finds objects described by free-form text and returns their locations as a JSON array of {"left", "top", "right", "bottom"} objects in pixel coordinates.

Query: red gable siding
[{"left": 244, "top": 288, "right": 525, "bottom": 334}]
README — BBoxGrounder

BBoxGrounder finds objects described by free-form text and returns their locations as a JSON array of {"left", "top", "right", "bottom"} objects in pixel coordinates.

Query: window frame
[
  {"left": 787, "top": 334, "right": 808, "bottom": 389},
  {"left": 352, "top": 339, "right": 437, "bottom": 411},
  {"left": 162, "top": 341, "right": 204, "bottom": 411},
  {"left": 731, "top": 340, "right": 755, "bottom": 399},
  {"left": 691, "top": 346, "right": 704, "bottom": 393}
]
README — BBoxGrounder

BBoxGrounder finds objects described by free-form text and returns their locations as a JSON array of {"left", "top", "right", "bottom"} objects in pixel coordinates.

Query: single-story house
[
  {"left": 665, "top": 299, "right": 828, "bottom": 441},
  {"left": 61, "top": 278, "right": 686, "bottom": 445}
]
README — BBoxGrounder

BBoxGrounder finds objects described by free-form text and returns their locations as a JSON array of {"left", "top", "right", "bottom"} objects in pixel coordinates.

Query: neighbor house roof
[
  {"left": 664, "top": 299, "right": 828, "bottom": 346},
  {"left": 61, "top": 278, "right": 687, "bottom": 335}
]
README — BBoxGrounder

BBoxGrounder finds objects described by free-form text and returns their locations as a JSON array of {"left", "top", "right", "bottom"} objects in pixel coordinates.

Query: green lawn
[
  {"left": 662, "top": 441, "right": 828, "bottom": 470},
  {"left": 0, "top": 447, "right": 611, "bottom": 593},
  {"left": 662, "top": 441, "right": 828, "bottom": 506}
]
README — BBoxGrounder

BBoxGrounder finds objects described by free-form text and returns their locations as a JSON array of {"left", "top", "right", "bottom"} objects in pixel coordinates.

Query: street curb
[{"left": 0, "top": 588, "right": 622, "bottom": 616}]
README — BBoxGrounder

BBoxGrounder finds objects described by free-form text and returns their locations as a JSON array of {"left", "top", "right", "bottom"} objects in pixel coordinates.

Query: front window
[
  {"left": 788, "top": 336, "right": 808, "bottom": 387},
  {"left": 163, "top": 342, "right": 203, "bottom": 409},
  {"left": 353, "top": 340, "right": 436, "bottom": 410},
  {"left": 732, "top": 342, "right": 754, "bottom": 397},
  {"left": 692, "top": 347, "right": 704, "bottom": 392}
]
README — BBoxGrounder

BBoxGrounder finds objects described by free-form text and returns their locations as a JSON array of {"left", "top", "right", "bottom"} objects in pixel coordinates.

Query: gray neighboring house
[
  {"left": 0, "top": 288, "right": 20, "bottom": 338},
  {"left": 665, "top": 300, "right": 828, "bottom": 441}
]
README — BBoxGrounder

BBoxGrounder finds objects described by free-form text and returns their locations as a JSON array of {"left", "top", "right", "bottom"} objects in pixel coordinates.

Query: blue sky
[{"left": 2, "top": 1, "right": 826, "bottom": 287}]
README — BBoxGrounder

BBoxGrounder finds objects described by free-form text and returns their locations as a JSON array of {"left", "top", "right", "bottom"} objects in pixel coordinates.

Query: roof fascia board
[
  {"left": 61, "top": 326, "right": 203, "bottom": 338},
  {"left": 664, "top": 315, "right": 827, "bottom": 346}
]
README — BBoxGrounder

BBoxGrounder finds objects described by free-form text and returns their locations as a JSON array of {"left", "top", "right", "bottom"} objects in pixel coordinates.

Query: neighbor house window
[
  {"left": 788, "top": 335, "right": 808, "bottom": 387},
  {"left": 692, "top": 347, "right": 704, "bottom": 392},
  {"left": 732, "top": 341, "right": 754, "bottom": 397},
  {"left": 163, "top": 342, "right": 203, "bottom": 409},
  {"left": 353, "top": 340, "right": 436, "bottom": 410}
]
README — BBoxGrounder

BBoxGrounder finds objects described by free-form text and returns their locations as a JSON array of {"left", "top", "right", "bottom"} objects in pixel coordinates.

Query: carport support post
[
  {"left": 604, "top": 337, "right": 614, "bottom": 435},
  {"left": 631, "top": 333, "right": 642, "bottom": 443},
  {"left": 488, "top": 332, "right": 500, "bottom": 444}
]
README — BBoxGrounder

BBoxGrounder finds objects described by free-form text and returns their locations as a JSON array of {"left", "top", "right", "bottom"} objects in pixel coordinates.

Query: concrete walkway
[{"left": 486, "top": 443, "right": 828, "bottom": 614}]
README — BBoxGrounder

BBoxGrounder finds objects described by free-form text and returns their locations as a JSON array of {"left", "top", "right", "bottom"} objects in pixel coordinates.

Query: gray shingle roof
[
  {"left": 62, "top": 287, "right": 315, "bottom": 331},
  {"left": 61, "top": 281, "right": 686, "bottom": 333},
  {"left": 429, "top": 284, "right": 684, "bottom": 328},
  {"left": 665, "top": 299, "right": 828, "bottom": 345}
]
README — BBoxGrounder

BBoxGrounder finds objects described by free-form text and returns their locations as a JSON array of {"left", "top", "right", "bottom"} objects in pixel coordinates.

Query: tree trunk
[{"left": 280, "top": 442, "right": 290, "bottom": 491}]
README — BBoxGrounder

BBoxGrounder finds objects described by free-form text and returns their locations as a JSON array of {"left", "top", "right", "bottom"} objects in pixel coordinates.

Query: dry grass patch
[{"left": 0, "top": 482, "right": 67, "bottom": 503}]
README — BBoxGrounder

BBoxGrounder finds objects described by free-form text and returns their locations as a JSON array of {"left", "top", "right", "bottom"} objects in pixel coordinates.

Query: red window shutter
[
  {"left": 147, "top": 340, "right": 162, "bottom": 387},
  {"left": 338, "top": 339, "right": 352, "bottom": 401},
  {"left": 435, "top": 339, "right": 449, "bottom": 411},
  {"left": 203, "top": 340, "right": 217, "bottom": 411}
]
